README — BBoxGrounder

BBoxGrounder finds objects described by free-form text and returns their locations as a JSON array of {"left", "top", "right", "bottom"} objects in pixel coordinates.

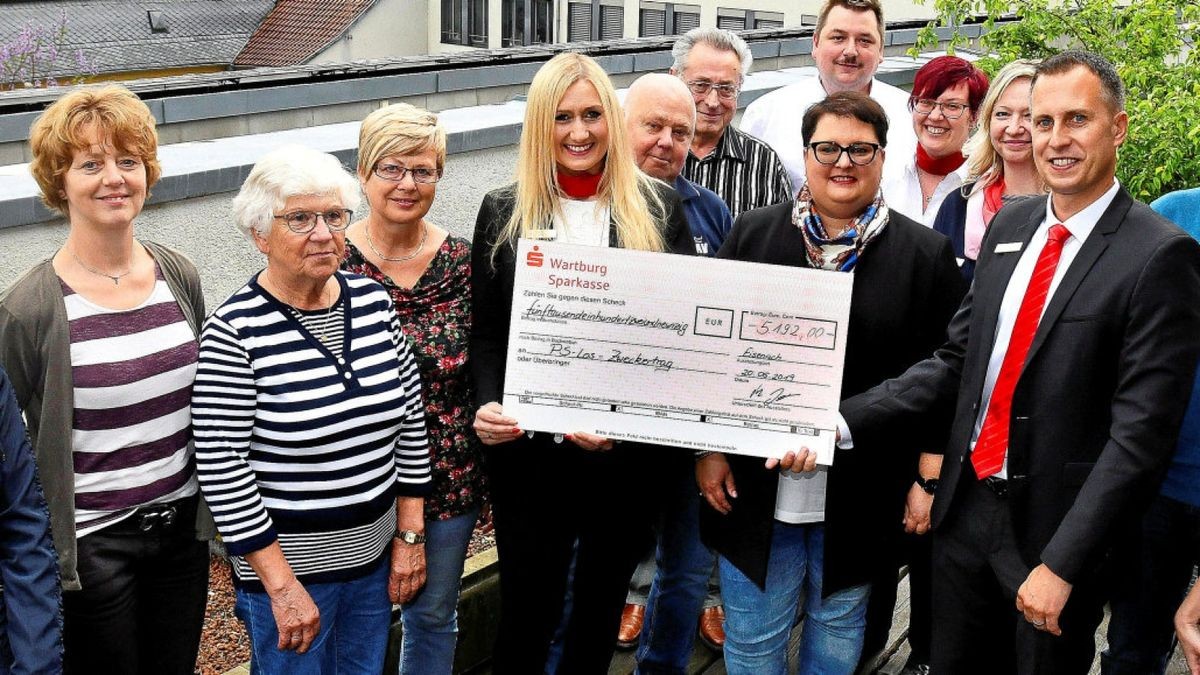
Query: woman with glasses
[
  {"left": 342, "top": 103, "right": 486, "bottom": 675},
  {"left": 470, "top": 52, "right": 694, "bottom": 674},
  {"left": 698, "top": 92, "right": 966, "bottom": 674},
  {"left": 0, "top": 85, "right": 213, "bottom": 675},
  {"left": 192, "top": 145, "right": 432, "bottom": 674},
  {"left": 882, "top": 55, "right": 989, "bottom": 226},
  {"left": 933, "top": 60, "right": 1041, "bottom": 282}
]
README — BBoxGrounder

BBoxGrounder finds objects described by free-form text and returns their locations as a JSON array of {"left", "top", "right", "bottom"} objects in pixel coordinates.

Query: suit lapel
[
  {"left": 1023, "top": 188, "right": 1131, "bottom": 367},
  {"left": 972, "top": 208, "right": 1042, "bottom": 359}
]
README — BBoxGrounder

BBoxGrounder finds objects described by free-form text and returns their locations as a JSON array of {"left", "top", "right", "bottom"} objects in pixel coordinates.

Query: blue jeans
[
  {"left": 399, "top": 508, "right": 479, "bottom": 675},
  {"left": 719, "top": 523, "right": 870, "bottom": 675},
  {"left": 1103, "top": 494, "right": 1200, "bottom": 675},
  {"left": 634, "top": 464, "right": 716, "bottom": 674},
  {"left": 235, "top": 556, "right": 391, "bottom": 675}
]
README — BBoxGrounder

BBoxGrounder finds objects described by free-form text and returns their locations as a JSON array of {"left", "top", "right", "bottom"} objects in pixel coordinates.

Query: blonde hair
[
  {"left": 963, "top": 59, "right": 1038, "bottom": 194},
  {"left": 357, "top": 103, "right": 447, "bottom": 178},
  {"left": 492, "top": 53, "right": 666, "bottom": 262},
  {"left": 29, "top": 84, "right": 162, "bottom": 214}
]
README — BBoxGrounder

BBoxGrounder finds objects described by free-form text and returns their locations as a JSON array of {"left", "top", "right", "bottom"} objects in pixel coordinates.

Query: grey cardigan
[{"left": 0, "top": 241, "right": 215, "bottom": 591}]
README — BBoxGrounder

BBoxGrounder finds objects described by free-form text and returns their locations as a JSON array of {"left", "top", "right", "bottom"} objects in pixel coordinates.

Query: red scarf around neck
[
  {"left": 916, "top": 144, "right": 966, "bottom": 177},
  {"left": 556, "top": 171, "right": 603, "bottom": 199}
]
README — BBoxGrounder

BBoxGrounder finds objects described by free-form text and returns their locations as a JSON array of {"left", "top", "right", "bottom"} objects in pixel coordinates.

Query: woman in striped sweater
[
  {"left": 0, "top": 84, "right": 213, "bottom": 675},
  {"left": 192, "top": 145, "right": 432, "bottom": 674}
]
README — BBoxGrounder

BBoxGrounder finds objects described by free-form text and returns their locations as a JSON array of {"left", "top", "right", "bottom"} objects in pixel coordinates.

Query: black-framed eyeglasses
[
  {"left": 806, "top": 141, "right": 881, "bottom": 166},
  {"left": 372, "top": 163, "right": 441, "bottom": 184},
  {"left": 910, "top": 98, "right": 970, "bottom": 120},
  {"left": 272, "top": 209, "right": 353, "bottom": 234},
  {"left": 684, "top": 79, "right": 740, "bottom": 100}
]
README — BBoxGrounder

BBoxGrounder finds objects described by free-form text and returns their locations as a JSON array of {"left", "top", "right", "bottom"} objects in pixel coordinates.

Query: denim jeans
[
  {"left": 399, "top": 508, "right": 479, "bottom": 675},
  {"left": 235, "top": 556, "right": 391, "bottom": 675},
  {"left": 719, "top": 523, "right": 870, "bottom": 675},
  {"left": 1103, "top": 494, "right": 1200, "bottom": 675},
  {"left": 633, "top": 463, "right": 717, "bottom": 674}
]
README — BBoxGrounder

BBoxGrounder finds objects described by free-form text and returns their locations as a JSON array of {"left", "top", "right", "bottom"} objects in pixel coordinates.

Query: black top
[{"left": 702, "top": 202, "right": 967, "bottom": 593}]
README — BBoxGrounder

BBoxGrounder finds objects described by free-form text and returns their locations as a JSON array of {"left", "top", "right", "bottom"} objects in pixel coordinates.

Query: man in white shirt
[
  {"left": 837, "top": 51, "right": 1200, "bottom": 673},
  {"left": 740, "top": 0, "right": 916, "bottom": 191}
]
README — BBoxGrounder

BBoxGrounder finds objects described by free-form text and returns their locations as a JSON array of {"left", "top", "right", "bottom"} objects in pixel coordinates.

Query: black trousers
[
  {"left": 857, "top": 531, "right": 933, "bottom": 670},
  {"left": 930, "top": 478, "right": 1107, "bottom": 675},
  {"left": 486, "top": 438, "right": 659, "bottom": 675},
  {"left": 63, "top": 495, "right": 209, "bottom": 675}
]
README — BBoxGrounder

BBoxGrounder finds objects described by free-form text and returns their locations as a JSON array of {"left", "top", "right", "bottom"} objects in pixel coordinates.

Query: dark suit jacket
[
  {"left": 841, "top": 187, "right": 1200, "bottom": 584},
  {"left": 701, "top": 202, "right": 966, "bottom": 593}
]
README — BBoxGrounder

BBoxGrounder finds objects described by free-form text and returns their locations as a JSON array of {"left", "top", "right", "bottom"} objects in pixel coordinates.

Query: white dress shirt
[
  {"left": 882, "top": 158, "right": 969, "bottom": 228},
  {"left": 740, "top": 76, "right": 917, "bottom": 193},
  {"left": 972, "top": 180, "right": 1121, "bottom": 478}
]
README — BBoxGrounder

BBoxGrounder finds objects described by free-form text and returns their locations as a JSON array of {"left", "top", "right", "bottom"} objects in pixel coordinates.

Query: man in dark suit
[{"left": 837, "top": 50, "right": 1200, "bottom": 673}]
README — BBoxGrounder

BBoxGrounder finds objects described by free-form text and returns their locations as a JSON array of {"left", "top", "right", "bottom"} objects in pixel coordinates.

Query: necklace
[
  {"left": 70, "top": 245, "right": 133, "bottom": 285},
  {"left": 366, "top": 221, "right": 427, "bottom": 262}
]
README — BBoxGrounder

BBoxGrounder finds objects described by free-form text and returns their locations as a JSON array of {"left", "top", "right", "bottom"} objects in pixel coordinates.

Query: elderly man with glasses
[{"left": 670, "top": 27, "right": 793, "bottom": 220}]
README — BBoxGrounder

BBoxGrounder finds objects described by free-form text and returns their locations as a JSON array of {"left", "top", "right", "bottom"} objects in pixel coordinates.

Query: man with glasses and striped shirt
[{"left": 671, "top": 27, "right": 793, "bottom": 219}]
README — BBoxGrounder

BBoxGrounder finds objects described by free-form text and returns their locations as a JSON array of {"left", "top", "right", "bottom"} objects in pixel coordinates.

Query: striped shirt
[
  {"left": 62, "top": 268, "right": 199, "bottom": 537},
  {"left": 683, "top": 125, "right": 794, "bottom": 220},
  {"left": 192, "top": 271, "right": 431, "bottom": 589}
]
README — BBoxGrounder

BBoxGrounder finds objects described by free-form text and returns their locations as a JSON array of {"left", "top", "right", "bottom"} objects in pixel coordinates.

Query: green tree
[{"left": 913, "top": 0, "right": 1200, "bottom": 201}]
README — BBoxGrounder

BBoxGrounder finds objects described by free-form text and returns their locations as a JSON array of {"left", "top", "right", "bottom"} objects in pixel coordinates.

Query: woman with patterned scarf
[{"left": 696, "top": 91, "right": 967, "bottom": 674}]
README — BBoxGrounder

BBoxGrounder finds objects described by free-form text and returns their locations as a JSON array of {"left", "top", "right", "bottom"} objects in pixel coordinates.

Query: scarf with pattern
[{"left": 792, "top": 183, "right": 890, "bottom": 272}]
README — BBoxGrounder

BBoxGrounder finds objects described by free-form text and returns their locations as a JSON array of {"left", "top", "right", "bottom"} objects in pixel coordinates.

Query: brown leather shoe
[
  {"left": 616, "top": 602, "right": 645, "bottom": 649},
  {"left": 698, "top": 605, "right": 726, "bottom": 650}
]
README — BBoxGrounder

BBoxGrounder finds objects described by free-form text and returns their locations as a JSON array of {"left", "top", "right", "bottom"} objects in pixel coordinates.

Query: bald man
[
  {"left": 612, "top": 74, "right": 732, "bottom": 670},
  {"left": 626, "top": 74, "right": 732, "bottom": 255}
]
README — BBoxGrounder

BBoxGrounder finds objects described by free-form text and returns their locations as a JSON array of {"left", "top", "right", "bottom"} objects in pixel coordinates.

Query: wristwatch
[
  {"left": 915, "top": 475, "right": 939, "bottom": 495},
  {"left": 395, "top": 529, "right": 426, "bottom": 544}
]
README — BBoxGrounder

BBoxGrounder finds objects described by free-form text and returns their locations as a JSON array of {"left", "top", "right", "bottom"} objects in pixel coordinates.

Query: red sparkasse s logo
[{"left": 526, "top": 245, "right": 544, "bottom": 267}]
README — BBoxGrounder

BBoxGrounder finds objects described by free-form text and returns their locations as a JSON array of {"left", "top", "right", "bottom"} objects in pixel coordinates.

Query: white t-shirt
[{"left": 552, "top": 198, "right": 611, "bottom": 247}]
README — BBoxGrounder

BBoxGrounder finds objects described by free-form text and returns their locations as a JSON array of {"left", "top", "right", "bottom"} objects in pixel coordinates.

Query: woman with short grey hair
[{"left": 192, "top": 144, "right": 433, "bottom": 674}]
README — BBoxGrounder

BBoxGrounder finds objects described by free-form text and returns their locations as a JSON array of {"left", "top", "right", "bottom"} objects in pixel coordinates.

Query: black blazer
[
  {"left": 842, "top": 187, "right": 1200, "bottom": 584},
  {"left": 702, "top": 202, "right": 966, "bottom": 593},
  {"left": 469, "top": 180, "right": 695, "bottom": 410},
  {"left": 467, "top": 180, "right": 696, "bottom": 487}
]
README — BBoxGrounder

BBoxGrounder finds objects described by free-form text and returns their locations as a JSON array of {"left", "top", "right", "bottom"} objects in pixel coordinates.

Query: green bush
[{"left": 913, "top": 0, "right": 1200, "bottom": 202}]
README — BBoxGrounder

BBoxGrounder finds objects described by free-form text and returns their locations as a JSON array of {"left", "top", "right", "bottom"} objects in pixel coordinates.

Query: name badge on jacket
[{"left": 995, "top": 242, "right": 1023, "bottom": 254}]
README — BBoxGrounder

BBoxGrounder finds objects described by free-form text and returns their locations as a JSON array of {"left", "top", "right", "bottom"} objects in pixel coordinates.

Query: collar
[
  {"left": 693, "top": 126, "right": 748, "bottom": 164},
  {"left": 1043, "top": 179, "right": 1121, "bottom": 242},
  {"left": 673, "top": 174, "right": 700, "bottom": 202}
]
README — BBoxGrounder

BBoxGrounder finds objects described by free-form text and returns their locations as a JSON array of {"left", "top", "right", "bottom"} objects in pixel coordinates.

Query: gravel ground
[{"left": 197, "top": 527, "right": 496, "bottom": 674}]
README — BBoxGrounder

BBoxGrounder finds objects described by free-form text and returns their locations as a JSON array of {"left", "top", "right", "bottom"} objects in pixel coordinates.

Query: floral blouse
[{"left": 343, "top": 235, "right": 486, "bottom": 521}]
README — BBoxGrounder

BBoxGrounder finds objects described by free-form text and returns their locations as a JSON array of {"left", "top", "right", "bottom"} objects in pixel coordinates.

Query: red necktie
[{"left": 972, "top": 224, "right": 1072, "bottom": 479}]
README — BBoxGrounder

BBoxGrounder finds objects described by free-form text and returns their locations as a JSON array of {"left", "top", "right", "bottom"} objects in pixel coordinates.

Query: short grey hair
[
  {"left": 671, "top": 27, "right": 753, "bottom": 79},
  {"left": 231, "top": 145, "right": 361, "bottom": 241}
]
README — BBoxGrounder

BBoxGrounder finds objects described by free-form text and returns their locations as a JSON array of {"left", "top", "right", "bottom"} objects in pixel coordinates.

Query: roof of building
[
  {"left": 234, "top": 0, "right": 379, "bottom": 68},
  {"left": 0, "top": 1, "right": 276, "bottom": 79}
]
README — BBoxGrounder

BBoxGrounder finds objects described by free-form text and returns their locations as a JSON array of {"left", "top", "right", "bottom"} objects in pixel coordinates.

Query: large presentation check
[{"left": 503, "top": 239, "right": 854, "bottom": 463}]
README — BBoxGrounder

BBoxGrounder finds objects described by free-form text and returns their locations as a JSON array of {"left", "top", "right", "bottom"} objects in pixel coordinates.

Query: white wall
[{"left": 311, "top": 0, "right": 432, "bottom": 62}]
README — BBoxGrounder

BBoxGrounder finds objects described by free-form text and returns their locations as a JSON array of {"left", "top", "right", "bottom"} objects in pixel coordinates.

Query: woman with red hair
[{"left": 882, "top": 55, "right": 989, "bottom": 227}]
